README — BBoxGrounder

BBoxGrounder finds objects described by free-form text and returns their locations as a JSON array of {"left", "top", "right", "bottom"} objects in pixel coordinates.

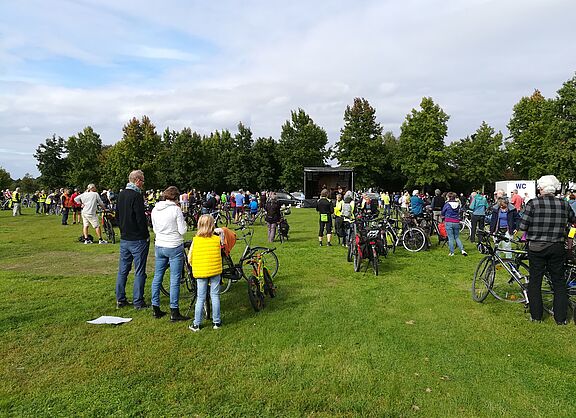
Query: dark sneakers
[
  {"left": 134, "top": 303, "right": 149, "bottom": 310},
  {"left": 170, "top": 308, "right": 190, "bottom": 322},
  {"left": 116, "top": 299, "right": 132, "bottom": 309},
  {"left": 152, "top": 305, "right": 167, "bottom": 318}
]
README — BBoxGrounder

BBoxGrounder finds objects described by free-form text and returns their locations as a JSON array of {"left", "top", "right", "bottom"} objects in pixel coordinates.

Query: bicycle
[
  {"left": 459, "top": 210, "right": 472, "bottom": 240},
  {"left": 398, "top": 213, "right": 428, "bottom": 252},
  {"left": 471, "top": 231, "right": 554, "bottom": 315},
  {"left": 99, "top": 210, "right": 116, "bottom": 244},
  {"left": 350, "top": 215, "right": 387, "bottom": 275},
  {"left": 244, "top": 249, "right": 277, "bottom": 311},
  {"left": 220, "top": 226, "right": 279, "bottom": 294}
]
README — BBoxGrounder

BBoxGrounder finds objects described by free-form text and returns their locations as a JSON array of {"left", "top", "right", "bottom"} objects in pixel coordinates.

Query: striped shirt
[{"left": 519, "top": 195, "right": 576, "bottom": 243}]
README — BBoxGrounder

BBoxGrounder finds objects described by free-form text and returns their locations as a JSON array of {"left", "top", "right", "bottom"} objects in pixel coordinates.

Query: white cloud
[{"left": 0, "top": 0, "right": 575, "bottom": 178}]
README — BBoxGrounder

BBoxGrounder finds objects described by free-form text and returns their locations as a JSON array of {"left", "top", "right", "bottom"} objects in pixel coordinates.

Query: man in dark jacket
[
  {"left": 519, "top": 175, "right": 576, "bottom": 324},
  {"left": 115, "top": 169, "right": 150, "bottom": 309},
  {"left": 316, "top": 189, "right": 334, "bottom": 246}
]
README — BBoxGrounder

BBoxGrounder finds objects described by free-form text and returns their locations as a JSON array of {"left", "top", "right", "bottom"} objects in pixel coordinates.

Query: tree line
[{"left": 2, "top": 72, "right": 574, "bottom": 195}]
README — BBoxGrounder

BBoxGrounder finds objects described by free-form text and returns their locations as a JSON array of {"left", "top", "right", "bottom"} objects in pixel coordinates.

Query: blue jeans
[
  {"left": 194, "top": 275, "right": 221, "bottom": 326},
  {"left": 116, "top": 239, "right": 150, "bottom": 307},
  {"left": 151, "top": 244, "right": 184, "bottom": 309},
  {"left": 446, "top": 221, "right": 464, "bottom": 253}
]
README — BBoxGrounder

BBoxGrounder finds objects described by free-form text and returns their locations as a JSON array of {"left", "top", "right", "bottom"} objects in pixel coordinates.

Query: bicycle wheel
[
  {"left": 385, "top": 229, "right": 397, "bottom": 253},
  {"left": 402, "top": 228, "right": 426, "bottom": 252},
  {"left": 371, "top": 245, "right": 379, "bottom": 276},
  {"left": 247, "top": 276, "right": 264, "bottom": 312},
  {"left": 353, "top": 242, "right": 362, "bottom": 272},
  {"left": 247, "top": 247, "right": 279, "bottom": 278},
  {"left": 472, "top": 256, "right": 494, "bottom": 302},
  {"left": 541, "top": 274, "right": 555, "bottom": 316},
  {"left": 160, "top": 258, "right": 196, "bottom": 302},
  {"left": 489, "top": 260, "right": 527, "bottom": 303},
  {"left": 262, "top": 267, "right": 276, "bottom": 298},
  {"left": 105, "top": 219, "right": 116, "bottom": 244},
  {"left": 219, "top": 255, "right": 235, "bottom": 294}
]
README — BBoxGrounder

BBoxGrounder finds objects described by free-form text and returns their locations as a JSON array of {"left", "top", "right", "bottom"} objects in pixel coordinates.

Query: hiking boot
[
  {"left": 116, "top": 299, "right": 132, "bottom": 309},
  {"left": 152, "top": 305, "right": 167, "bottom": 319},
  {"left": 134, "top": 303, "right": 149, "bottom": 310},
  {"left": 170, "top": 308, "right": 190, "bottom": 322}
]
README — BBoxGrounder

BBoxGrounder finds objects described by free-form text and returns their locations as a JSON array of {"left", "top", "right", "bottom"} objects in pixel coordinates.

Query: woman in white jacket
[{"left": 150, "top": 186, "right": 189, "bottom": 321}]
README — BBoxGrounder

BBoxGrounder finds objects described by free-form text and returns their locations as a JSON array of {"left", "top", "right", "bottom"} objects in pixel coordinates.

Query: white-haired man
[
  {"left": 519, "top": 175, "right": 576, "bottom": 324},
  {"left": 74, "top": 183, "right": 107, "bottom": 244}
]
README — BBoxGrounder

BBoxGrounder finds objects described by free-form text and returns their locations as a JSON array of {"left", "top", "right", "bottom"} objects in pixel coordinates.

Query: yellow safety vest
[
  {"left": 190, "top": 235, "right": 222, "bottom": 278},
  {"left": 39, "top": 193, "right": 46, "bottom": 203},
  {"left": 11, "top": 192, "right": 20, "bottom": 203},
  {"left": 334, "top": 200, "right": 343, "bottom": 217}
]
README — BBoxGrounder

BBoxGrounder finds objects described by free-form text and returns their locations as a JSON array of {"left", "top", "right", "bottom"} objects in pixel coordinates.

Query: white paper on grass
[{"left": 87, "top": 316, "right": 132, "bottom": 325}]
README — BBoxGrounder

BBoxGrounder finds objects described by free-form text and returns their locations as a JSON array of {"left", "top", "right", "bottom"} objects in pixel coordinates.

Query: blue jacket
[
  {"left": 441, "top": 200, "right": 461, "bottom": 222},
  {"left": 470, "top": 194, "right": 488, "bottom": 216},
  {"left": 410, "top": 196, "right": 425, "bottom": 216},
  {"left": 490, "top": 203, "right": 519, "bottom": 234}
]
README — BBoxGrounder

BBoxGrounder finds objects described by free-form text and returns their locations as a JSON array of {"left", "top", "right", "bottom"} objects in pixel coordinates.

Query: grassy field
[{"left": 1, "top": 207, "right": 575, "bottom": 417}]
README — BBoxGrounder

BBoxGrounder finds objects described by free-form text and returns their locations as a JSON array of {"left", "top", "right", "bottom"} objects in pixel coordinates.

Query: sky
[{"left": 1, "top": 0, "right": 575, "bottom": 179}]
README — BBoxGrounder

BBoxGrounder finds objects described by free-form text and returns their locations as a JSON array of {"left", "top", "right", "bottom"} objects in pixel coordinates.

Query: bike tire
[
  {"left": 247, "top": 276, "right": 264, "bottom": 312},
  {"left": 263, "top": 267, "right": 276, "bottom": 298},
  {"left": 353, "top": 243, "right": 362, "bottom": 272},
  {"left": 106, "top": 219, "right": 116, "bottom": 244},
  {"left": 472, "top": 256, "right": 494, "bottom": 302},
  {"left": 347, "top": 239, "right": 354, "bottom": 262},
  {"left": 541, "top": 273, "right": 555, "bottom": 316},
  {"left": 371, "top": 245, "right": 379, "bottom": 276},
  {"left": 402, "top": 228, "right": 426, "bottom": 252},
  {"left": 246, "top": 247, "right": 279, "bottom": 278},
  {"left": 160, "top": 257, "right": 196, "bottom": 301},
  {"left": 489, "top": 260, "right": 527, "bottom": 303},
  {"left": 219, "top": 255, "right": 235, "bottom": 294}
]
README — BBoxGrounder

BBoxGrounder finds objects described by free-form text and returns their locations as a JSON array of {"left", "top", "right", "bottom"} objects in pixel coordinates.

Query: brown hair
[
  {"left": 163, "top": 186, "right": 179, "bottom": 201},
  {"left": 196, "top": 214, "right": 215, "bottom": 238},
  {"left": 320, "top": 189, "right": 328, "bottom": 198}
]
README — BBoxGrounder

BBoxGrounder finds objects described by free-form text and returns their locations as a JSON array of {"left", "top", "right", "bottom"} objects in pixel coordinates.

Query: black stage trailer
[{"left": 303, "top": 167, "right": 354, "bottom": 203}]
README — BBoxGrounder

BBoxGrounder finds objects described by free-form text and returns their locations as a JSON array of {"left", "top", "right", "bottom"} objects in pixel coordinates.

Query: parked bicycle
[
  {"left": 99, "top": 209, "right": 116, "bottom": 244},
  {"left": 220, "top": 226, "right": 279, "bottom": 294},
  {"left": 471, "top": 231, "right": 557, "bottom": 316}
]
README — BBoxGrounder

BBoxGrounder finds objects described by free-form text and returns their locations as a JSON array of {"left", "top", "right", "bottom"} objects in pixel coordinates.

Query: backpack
[
  {"left": 437, "top": 222, "right": 448, "bottom": 240},
  {"left": 342, "top": 202, "right": 352, "bottom": 218},
  {"left": 279, "top": 219, "right": 290, "bottom": 237}
]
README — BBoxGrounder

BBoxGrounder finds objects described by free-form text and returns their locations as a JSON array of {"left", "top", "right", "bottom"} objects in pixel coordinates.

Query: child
[
  {"left": 188, "top": 214, "right": 225, "bottom": 331},
  {"left": 249, "top": 196, "right": 258, "bottom": 221}
]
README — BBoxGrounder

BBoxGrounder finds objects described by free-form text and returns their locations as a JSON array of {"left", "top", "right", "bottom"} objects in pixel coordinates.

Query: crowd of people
[{"left": 5, "top": 170, "right": 576, "bottom": 327}]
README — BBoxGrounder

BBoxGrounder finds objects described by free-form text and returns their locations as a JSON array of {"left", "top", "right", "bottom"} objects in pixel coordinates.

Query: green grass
[{"left": 1, "top": 208, "right": 576, "bottom": 417}]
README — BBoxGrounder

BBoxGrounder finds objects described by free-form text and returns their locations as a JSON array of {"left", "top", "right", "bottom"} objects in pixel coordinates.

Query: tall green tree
[
  {"left": 447, "top": 122, "right": 505, "bottom": 191},
  {"left": 278, "top": 109, "right": 329, "bottom": 191},
  {"left": 201, "top": 130, "right": 234, "bottom": 192},
  {"left": 547, "top": 74, "right": 576, "bottom": 185},
  {"left": 226, "top": 122, "right": 255, "bottom": 190},
  {"left": 66, "top": 126, "right": 102, "bottom": 189},
  {"left": 0, "top": 166, "right": 11, "bottom": 191},
  {"left": 398, "top": 97, "right": 450, "bottom": 189},
  {"left": 252, "top": 137, "right": 281, "bottom": 190},
  {"left": 333, "top": 97, "right": 386, "bottom": 189},
  {"left": 34, "top": 135, "right": 68, "bottom": 188},
  {"left": 16, "top": 173, "right": 39, "bottom": 193},
  {"left": 101, "top": 116, "right": 162, "bottom": 190},
  {"left": 170, "top": 128, "right": 206, "bottom": 191},
  {"left": 507, "top": 90, "right": 554, "bottom": 179}
]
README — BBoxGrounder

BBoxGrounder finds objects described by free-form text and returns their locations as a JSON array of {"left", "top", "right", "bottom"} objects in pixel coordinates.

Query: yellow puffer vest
[{"left": 191, "top": 235, "right": 222, "bottom": 278}]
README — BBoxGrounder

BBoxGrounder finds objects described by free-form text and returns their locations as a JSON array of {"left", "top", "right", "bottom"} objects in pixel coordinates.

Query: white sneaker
[
  {"left": 213, "top": 323, "right": 221, "bottom": 330},
  {"left": 461, "top": 250, "right": 468, "bottom": 257},
  {"left": 84, "top": 239, "right": 92, "bottom": 245},
  {"left": 448, "top": 253, "right": 454, "bottom": 256},
  {"left": 188, "top": 324, "right": 200, "bottom": 332},
  {"left": 99, "top": 239, "right": 108, "bottom": 244}
]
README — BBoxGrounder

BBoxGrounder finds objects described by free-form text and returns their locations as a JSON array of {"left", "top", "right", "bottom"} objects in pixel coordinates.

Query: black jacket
[{"left": 117, "top": 189, "right": 149, "bottom": 241}]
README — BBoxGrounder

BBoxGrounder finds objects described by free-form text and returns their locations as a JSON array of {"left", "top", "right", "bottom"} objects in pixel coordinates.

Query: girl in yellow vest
[{"left": 188, "top": 214, "right": 224, "bottom": 332}]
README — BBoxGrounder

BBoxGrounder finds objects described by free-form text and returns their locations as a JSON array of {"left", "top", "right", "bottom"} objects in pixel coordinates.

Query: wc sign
[{"left": 495, "top": 180, "right": 536, "bottom": 201}]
